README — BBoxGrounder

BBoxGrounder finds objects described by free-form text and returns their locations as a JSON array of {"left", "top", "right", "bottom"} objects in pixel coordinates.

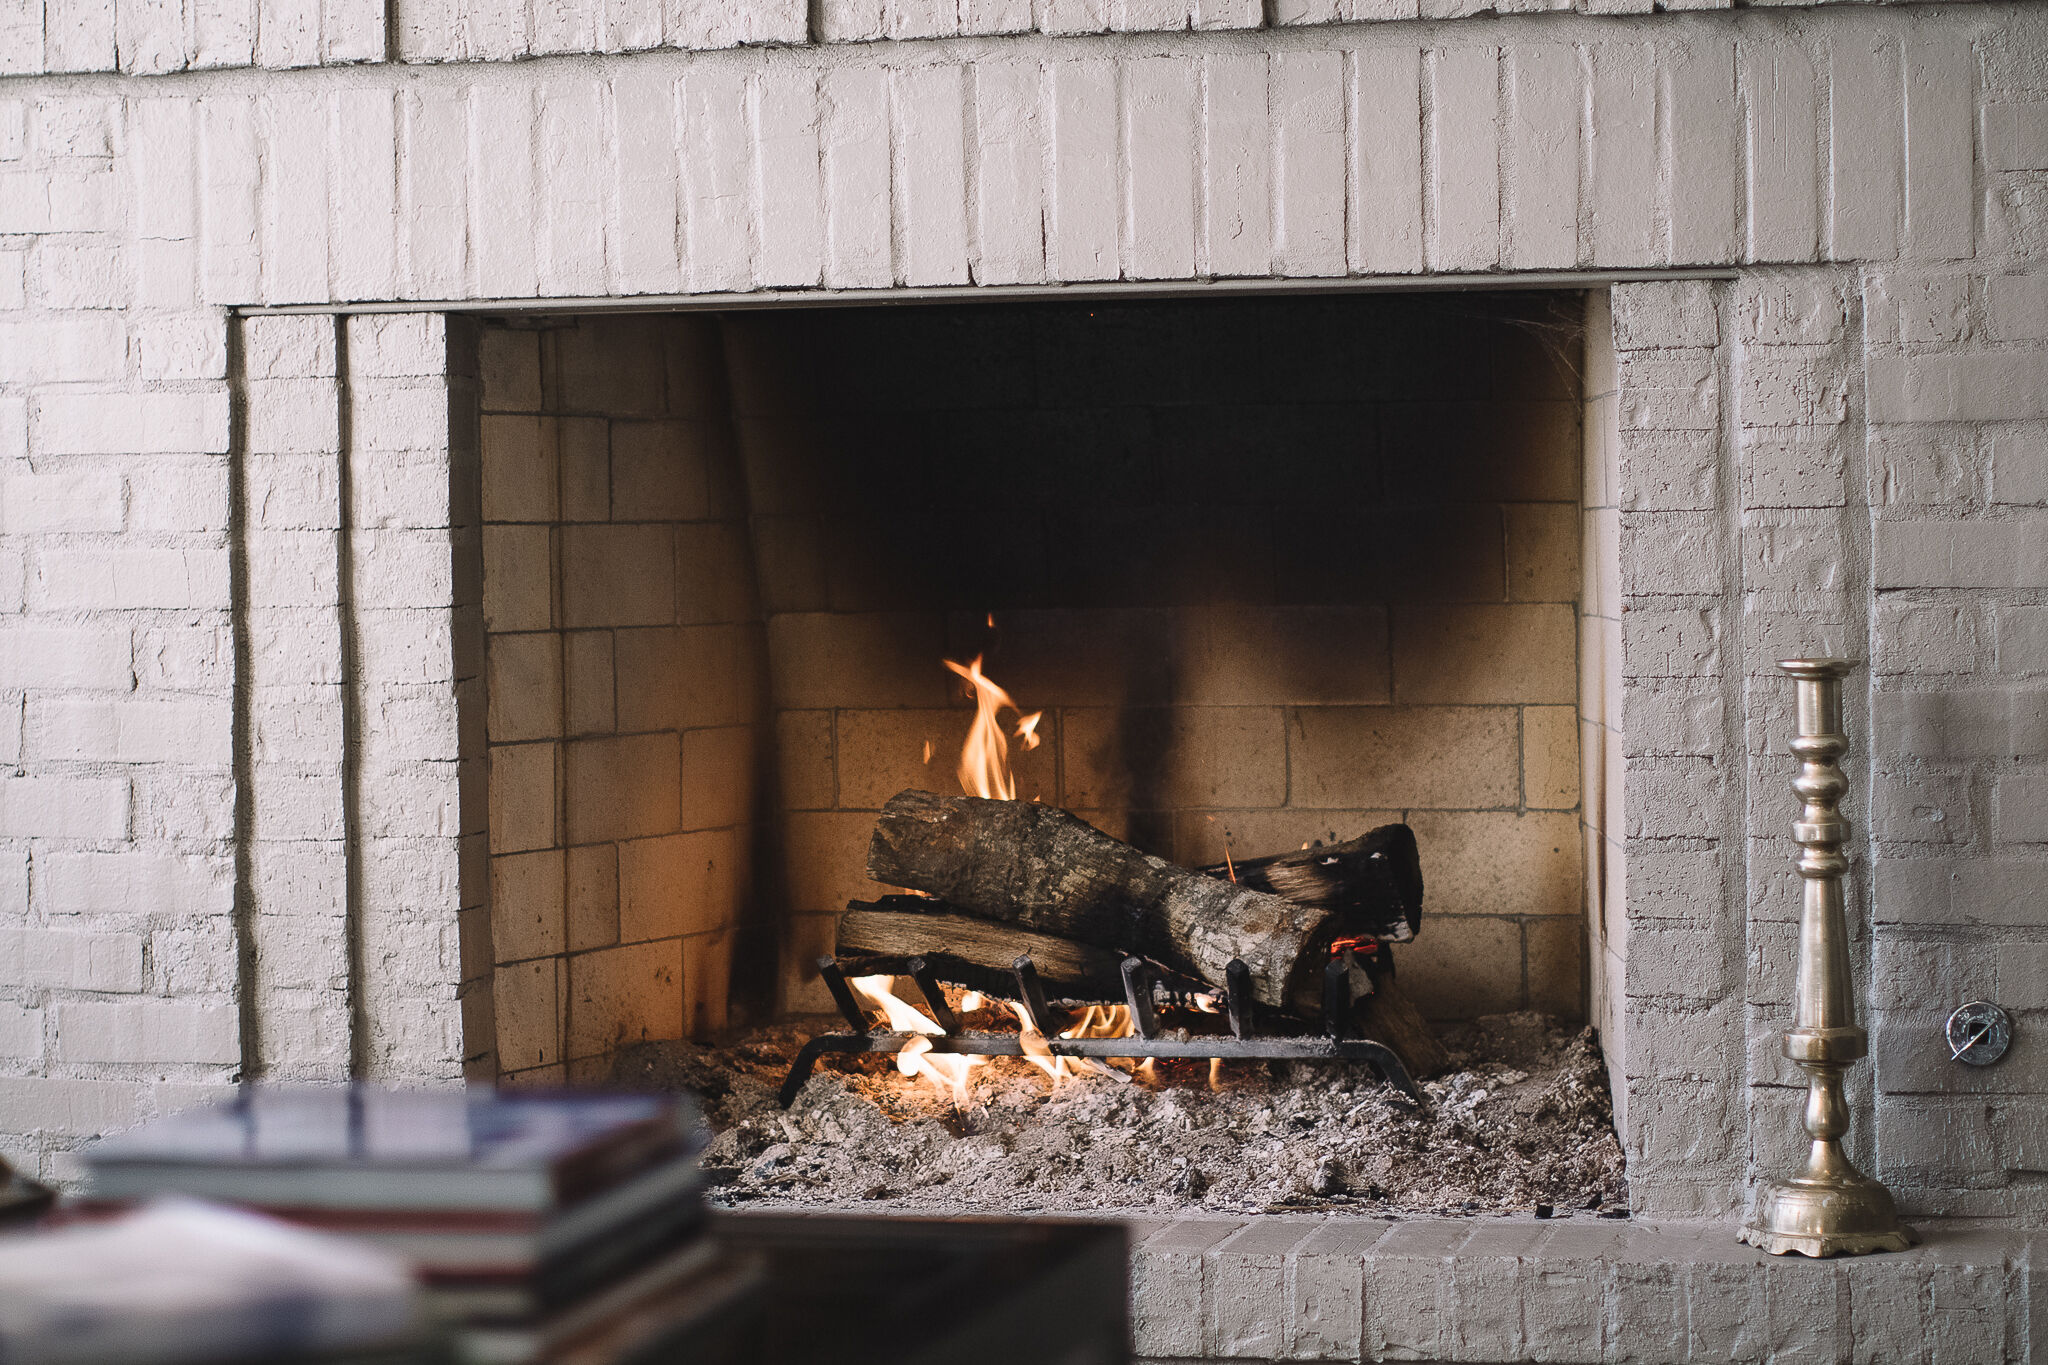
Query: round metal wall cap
[{"left": 1946, "top": 1001, "right": 2012, "bottom": 1067}]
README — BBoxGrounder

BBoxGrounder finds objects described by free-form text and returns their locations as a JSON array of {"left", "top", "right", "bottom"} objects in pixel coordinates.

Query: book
[
  {"left": 0, "top": 1198, "right": 430, "bottom": 1364},
  {"left": 83, "top": 1086, "right": 700, "bottom": 1213},
  {"left": 92, "top": 1148, "right": 712, "bottom": 1278},
  {"left": 454, "top": 1239, "right": 765, "bottom": 1365}
]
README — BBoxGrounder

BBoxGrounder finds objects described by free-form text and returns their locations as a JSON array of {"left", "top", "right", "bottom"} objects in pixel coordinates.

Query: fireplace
[
  {"left": 471, "top": 291, "right": 1593, "bottom": 1085},
  {"left": 6, "top": 0, "right": 2041, "bottom": 1350}
]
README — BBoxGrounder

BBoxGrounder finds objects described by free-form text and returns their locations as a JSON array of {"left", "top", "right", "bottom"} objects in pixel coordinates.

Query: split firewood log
[
  {"left": 835, "top": 897, "right": 1136, "bottom": 1002},
  {"left": 1199, "top": 824, "right": 1423, "bottom": 943},
  {"left": 1200, "top": 825, "right": 1448, "bottom": 1078},
  {"left": 866, "top": 790, "right": 1343, "bottom": 1018}
]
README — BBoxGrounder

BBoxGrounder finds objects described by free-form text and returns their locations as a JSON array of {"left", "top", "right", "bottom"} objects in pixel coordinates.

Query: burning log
[
  {"left": 1198, "top": 824, "right": 1449, "bottom": 1077},
  {"left": 867, "top": 790, "right": 1345, "bottom": 1017},
  {"left": 835, "top": 897, "right": 1138, "bottom": 1002}
]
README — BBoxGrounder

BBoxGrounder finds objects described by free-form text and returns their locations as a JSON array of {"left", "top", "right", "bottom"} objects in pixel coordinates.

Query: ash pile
[{"left": 611, "top": 1011, "right": 1626, "bottom": 1218}]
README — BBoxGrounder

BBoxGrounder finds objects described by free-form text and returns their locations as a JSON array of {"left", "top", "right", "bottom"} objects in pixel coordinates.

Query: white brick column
[
  {"left": 240, "top": 312, "right": 353, "bottom": 1080},
  {"left": 1608, "top": 279, "right": 1748, "bottom": 1218},
  {"left": 344, "top": 314, "right": 490, "bottom": 1083}
]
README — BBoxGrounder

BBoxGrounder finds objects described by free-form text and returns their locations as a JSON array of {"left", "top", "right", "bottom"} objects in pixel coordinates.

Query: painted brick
[
  {"left": 1429, "top": 45, "right": 1499, "bottom": 272},
  {"left": 1742, "top": 39, "right": 1819, "bottom": 264},
  {"left": 1272, "top": 51, "right": 1345, "bottom": 278},
  {"left": 894, "top": 65, "right": 970, "bottom": 288},
  {"left": 1668, "top": 37, "right": 1738, "bottom": 266},
  {"left": 972, "top": 59, "right": 1045, "bottom": 286},
  {"left": 1903, "top": 34, "right": 1973, "bottom": 262},
  {"left": 2, "top": 469, "right": 125, "bottom": 533},
  {"left": 0, "top": 927, "right": 145, "bottom": 992},
  {"left": 55, "top": 999, "right": 238, "bottom": 1064},
  {"left": 822, "top": 67, "right": 891, "bottom": 289},
  {"left": 1201, "top": 52, "right": 1269, "bottom": 279},
  {"left": 1286, "top": 1220, "right": 1388, "bottom": 1358},
  {"left": 1997, "top": 774, "right": 2048, "bottom": 844},
  {"left": 1204, "top": 1222, "right": 1322, "bottom": 1358},
  {"left": 0, "top": 775, "right": 131, "bottom": 839},
  {"left": 0, "top": 1077, "right": 146, "bottom": 1136},
  {"left": 258, "top": 90, "right": 330, "bottom": 302},
  {"left": 1829, "top": 33, "right": 1903, "bottom": 261},
  {"left": 0, "top": 315, "right": 127, "bottom": 383},
  {"left": 36, "top": 390, "right": 230, "bottom": 456},
  {"left": 1350, "top": 46, "right": 1423, "bottom": 275},
  {"left": 1131, "top": 1219, "right": 1244, "bottom": 1358},
  {"left": 1590, "top": 44, "right": 1657, "bottom": 267},
  {"left": 1875, "top": 519, "right": 2048, "bottom": 590},
  {"left": 1504, "top": 44, "right": 1579, "bottom": 271},
  {"left": 752, "top": 70, "right": 823, "bottom": 290},
  {"left": 1123, "top": 57, "right": 1198, "bottom": 280},
  {"left": 1877, "top": 602, "right": 1978, "bottom": 677},
  {"left": 679, "top": 70, "right": 754, "bottom": 294},
  {"left": 1049, "top": 59, "right": 1118, "bottom": 281},
  {"left": 1871, "top": 768, "right": 1972, "bottom": 847},
  {"left": 401, "top": 90, "right": 467, "bottom": 300}
]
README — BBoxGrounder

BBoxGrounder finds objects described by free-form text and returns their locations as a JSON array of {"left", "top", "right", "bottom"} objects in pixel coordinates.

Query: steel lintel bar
[{"left": 235, "top": 268, "right": 1740, "bottom": 318}]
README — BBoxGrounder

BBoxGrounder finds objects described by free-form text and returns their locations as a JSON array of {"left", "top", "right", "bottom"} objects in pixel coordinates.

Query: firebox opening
[{"left": 472, "top": 290, "right": 1592, "bottom": 1089}]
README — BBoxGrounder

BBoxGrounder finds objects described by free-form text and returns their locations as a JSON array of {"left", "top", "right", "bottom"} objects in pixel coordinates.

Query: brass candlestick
[{"left": 1740, "top": 659, "right": 1910, "bottom": 1257}]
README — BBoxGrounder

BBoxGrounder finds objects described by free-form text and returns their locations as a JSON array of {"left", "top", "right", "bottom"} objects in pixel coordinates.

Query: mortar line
[
  {"left": 1715, "top": 275, "right": 1752, "bottom": 1209},
  {"left": 336, "top": 315, "right": 371, "bottom": 1082},
  {"left": 226, "top": 315, "right": 263, "bottom": 1081}
]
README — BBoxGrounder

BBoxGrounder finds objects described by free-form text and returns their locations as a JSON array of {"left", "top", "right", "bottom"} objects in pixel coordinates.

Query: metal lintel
[{"left": 235, "top": 268, "right": 1742, "bottom": 319}]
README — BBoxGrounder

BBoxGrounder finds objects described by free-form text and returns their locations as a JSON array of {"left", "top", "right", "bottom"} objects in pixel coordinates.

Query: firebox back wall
[
  {"left": 478, "top": 294, "right": 1587, "bottom": 1061},
  {"left": 739, "top": 296, "right": 1586, "bottom": 1021},
  {"left": 475, "top": 296, "right": 1581, "bottom": 1047}
]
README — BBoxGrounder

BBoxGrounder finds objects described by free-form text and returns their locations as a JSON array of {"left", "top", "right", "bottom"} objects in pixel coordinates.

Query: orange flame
[
  {"left": 1007, "top": 1001, "right": 1137, "bottom": 1084},
  {"left": 943, "top": 654, "right": 1042, "bottom": 801},
  {"left": 849, "top": 974, "right": 982, "bottom": 1106}
]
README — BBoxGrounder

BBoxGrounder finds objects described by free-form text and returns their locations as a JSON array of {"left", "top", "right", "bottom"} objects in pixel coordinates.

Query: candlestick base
[{"left": 1740, "top": 1167, "right": 1912, "bottom": 1258}]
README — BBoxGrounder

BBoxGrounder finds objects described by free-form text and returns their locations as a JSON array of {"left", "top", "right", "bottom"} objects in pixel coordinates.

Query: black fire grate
[{"left": 777, "top": 949, "right": 1417, "bottom": 1106}]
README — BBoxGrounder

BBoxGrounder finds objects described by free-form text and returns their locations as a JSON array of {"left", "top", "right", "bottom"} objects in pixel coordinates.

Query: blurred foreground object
[
  {"left": 0, "top": 1153, "right": 54, "bottom": 1227},
  {"left": 0, "top": 1198, "right": 428, "bottom": 1364}
]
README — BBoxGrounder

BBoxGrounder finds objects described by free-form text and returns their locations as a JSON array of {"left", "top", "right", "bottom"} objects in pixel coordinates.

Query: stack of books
[
  {"left": 79, "top": 1087, "right": 759, "bottom": 1363},
  {"left": 0, "top": 1197, "right": 436, "bottom": 1364}
]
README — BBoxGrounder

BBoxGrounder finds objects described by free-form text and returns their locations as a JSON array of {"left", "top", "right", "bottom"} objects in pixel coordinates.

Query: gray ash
[{"left": 610, "top": 1011, "right": 1627, "bottom": 1218}]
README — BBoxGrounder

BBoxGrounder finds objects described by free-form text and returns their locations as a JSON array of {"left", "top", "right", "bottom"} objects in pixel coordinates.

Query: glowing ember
[{"left": 942, "top": 653, "right": 1042, "bottom": 801}]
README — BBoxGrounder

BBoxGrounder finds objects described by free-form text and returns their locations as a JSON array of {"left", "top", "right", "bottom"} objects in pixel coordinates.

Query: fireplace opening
[{"left": 471, "top": 290, "right": 1622, "bottom": 1213}]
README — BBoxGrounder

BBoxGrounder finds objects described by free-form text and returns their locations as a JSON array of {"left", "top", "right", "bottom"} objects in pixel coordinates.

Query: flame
[
  {"left": 943, "top": 654, "right": 1042, "bottom": 801},
  {"left": 1007, "top": 1001, "right": 1136, "bottom": 1084},
  {"left": 849, "top": 974, "right": 982, "bottom": 1106}
]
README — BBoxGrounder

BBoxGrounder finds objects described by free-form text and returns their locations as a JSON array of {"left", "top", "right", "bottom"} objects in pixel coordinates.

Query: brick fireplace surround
[{"left": 4, "top": 0, "right": 2048, "bottom": 1358}]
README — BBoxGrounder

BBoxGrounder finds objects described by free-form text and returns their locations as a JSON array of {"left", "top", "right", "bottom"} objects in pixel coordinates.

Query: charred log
[
  {"left": 1204, "top": 827, "right": 1447, "bottom": 1078},
  {"left": 1200, "top": 824, "right": 1423, "bottom": 943},
  {"left": 867, "top": 790, "right": 1342, "bottom": 1017}
]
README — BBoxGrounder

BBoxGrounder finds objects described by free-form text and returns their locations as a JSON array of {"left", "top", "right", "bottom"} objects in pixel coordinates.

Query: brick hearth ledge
[{"left": 726, "top": 1210, "right": 2043, "bottom": 1363}]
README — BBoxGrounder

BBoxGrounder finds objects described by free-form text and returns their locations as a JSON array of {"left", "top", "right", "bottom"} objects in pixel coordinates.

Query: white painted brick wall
[{"left": 0, "top": 0, "right": 2039, "bottom": 1226}]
